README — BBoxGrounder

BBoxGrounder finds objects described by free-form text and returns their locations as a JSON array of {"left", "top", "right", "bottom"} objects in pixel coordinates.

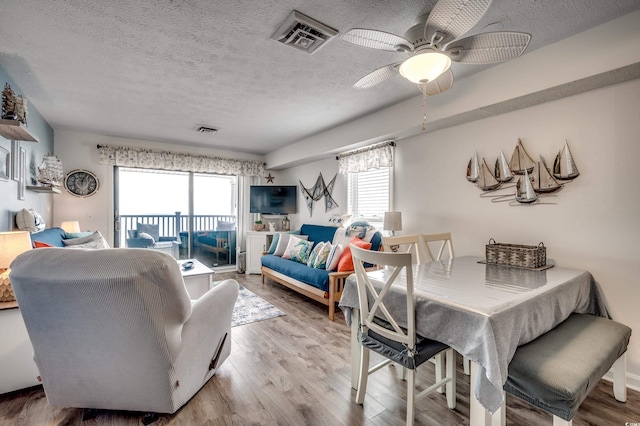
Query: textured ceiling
[{"left": 1, "top": 0, "right": 639, "bottom": 155}]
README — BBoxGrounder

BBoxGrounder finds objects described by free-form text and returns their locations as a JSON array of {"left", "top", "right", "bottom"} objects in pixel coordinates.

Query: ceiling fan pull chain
[{"left": 421, "top": 83, "right": 428, "bottom": 131}]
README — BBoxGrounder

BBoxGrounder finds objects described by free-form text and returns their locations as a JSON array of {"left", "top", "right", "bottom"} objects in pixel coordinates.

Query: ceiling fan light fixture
[{"left": 399, "top": 50, "right": 451, "bottom": 84}]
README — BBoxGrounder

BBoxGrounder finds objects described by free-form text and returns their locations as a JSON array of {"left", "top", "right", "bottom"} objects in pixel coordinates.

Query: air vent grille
[{"left": 271, "top": 11, "right": 338, "bottom": 54}]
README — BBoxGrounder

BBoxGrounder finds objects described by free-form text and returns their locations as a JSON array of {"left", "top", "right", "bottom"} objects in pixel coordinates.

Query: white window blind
[{"left": 347, "top": 167, "right": 390, "bottom": 225}]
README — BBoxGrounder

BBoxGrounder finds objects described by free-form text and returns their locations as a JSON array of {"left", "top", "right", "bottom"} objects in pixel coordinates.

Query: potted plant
[{"left": 253, "top": 220, "right": 265, "bottom": 231}]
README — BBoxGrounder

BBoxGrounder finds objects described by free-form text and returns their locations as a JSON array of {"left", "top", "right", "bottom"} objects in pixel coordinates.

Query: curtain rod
[{"left": 335, "top": 140, "right": 395, "bottom": 160}]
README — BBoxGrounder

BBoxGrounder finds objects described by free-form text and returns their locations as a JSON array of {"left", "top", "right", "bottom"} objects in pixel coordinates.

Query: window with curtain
[{"left": 338, "top": 141, "right": 393, "bottom": 229}]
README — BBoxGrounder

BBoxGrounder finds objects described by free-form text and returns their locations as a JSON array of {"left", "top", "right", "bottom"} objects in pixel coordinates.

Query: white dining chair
[
  {"left": 382, "top": 234, "right": 425, "bottom": 264},
  {"left": 351, "top": 245, "right": 456, "bottom": 426},
  {"left": 383, "top": 233, "right": 449, "bottom": 388},
  {"left": 420, "top": 232, "right": 471, "bottom": 375},
  {"left": 419, "top": 232, "right": 454, "bottom": 261}
]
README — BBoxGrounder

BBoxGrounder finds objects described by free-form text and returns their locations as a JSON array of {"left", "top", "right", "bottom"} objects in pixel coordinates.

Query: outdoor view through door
[{"left": 116, "top": 167, "right": 238, "bottom": 268}]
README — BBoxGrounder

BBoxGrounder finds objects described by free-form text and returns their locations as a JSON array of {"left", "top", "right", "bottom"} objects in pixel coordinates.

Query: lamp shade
[
  {"left": 0, "top": 231, "right": 32, "bottom": 269},
  {"left": 0, "top": 231, "right": 32, "bottom": 302},
  {"left": 399, "top": 50, "right": 451, "bottom": 84},
  {"left": 383, "top": 212, "right": 403, "bottom": 232},
  {"left": 60, "top": 221, "right": 81, "bottom": 233}
]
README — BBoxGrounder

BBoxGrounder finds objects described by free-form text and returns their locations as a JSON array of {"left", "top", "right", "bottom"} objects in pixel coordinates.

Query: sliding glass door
[{"left": 115, "top": 167, "right": 238, "bottom": 268}]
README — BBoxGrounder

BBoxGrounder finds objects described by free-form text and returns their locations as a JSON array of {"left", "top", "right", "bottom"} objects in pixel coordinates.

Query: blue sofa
[
  {"left": 261, "top": 224, "right": 382, "bottom": 321},
  {"left": 29, "top": 227, "right": 68, "bottom": 247}
]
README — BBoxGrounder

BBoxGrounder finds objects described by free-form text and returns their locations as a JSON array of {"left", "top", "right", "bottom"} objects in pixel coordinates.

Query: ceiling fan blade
[
  {"left": 342, "top": 29, "right": 412, "bottom": 52},
  {"left": 445, "top": 32, "right": 531, "bottom": 63},
  {"left": 424, "top": 0, "right": 492, "bottom": 47},
  {"left": 419, "top": 69, "right": 454, "bottom": 95},
  {"left": 353, "top": 62, "right": 402, "bottom": 89}
]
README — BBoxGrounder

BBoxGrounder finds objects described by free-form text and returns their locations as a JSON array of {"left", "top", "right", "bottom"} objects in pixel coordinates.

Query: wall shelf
[
  {"left": 26, "top": 185, "right": 60, "bottom": 194},
  {"left": 0, "top": 119, "right": 39, "bottom": 142}
]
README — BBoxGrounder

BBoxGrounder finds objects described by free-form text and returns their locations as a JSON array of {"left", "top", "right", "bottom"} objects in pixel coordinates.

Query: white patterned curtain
[
  {"left": 337, "top": 141, "right": 394, "bottom": 174},
  {"left": 97, "top": 145, "right": 265, "bottom": 177}
]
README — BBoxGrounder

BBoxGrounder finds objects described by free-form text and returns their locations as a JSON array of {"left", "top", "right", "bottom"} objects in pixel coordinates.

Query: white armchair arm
[{"left": 173, "top": 279, "right": 239, "bottom": 404}]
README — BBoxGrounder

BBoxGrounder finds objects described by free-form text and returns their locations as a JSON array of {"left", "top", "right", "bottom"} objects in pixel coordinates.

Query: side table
[
  {"left": 0, "top": 301, "right": 40, "bottom": 394},
  {"left": 180, "top": 259, "right": 215, "bottom": 299}
]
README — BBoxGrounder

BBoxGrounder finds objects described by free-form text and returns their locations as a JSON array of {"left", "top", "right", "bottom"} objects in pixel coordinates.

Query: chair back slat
[
  {"left": 382, "top": 234, "right": 426, "bottom": 264},
  {"left": 420, "top": 232, "right": 454, "bottom": 262},
  {"left": 351, "top": 244, "right": 415, "bottom": 348}
]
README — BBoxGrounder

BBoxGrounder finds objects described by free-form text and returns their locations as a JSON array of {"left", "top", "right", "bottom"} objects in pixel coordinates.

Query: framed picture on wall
[
  {"left": 18, "top": 146, "right": 25, "bottom": 200},
  {"left": 11, "top": 140, "right": 20, "bottom": 181},
  {"left": 0, "top": 146, "right": 9, "bottom": 181}
]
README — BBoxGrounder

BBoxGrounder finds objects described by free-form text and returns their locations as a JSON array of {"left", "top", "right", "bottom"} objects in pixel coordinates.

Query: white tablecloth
[{"left": 339, "top": 256, "right": 610, "bottom": 413}]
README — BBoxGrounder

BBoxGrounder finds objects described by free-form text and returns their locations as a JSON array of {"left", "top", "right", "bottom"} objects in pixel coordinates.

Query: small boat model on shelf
[
  {"left": 494, "top": 149, "right": 514, "bottom": 182},
  {"left": 553, "top": 140, "right": 580, "bottom": 180},
  {"left": 477, "top": 158, "right": 501, "bottom": 191},
  {"left": 532, "top": 155, "right": 562, "bottom": 193},
  {"left": 509, "top": 139, "right": 535, "bottom": 175}
]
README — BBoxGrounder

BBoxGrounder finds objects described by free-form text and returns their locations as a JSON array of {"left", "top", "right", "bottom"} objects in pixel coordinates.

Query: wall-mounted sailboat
[
  {"left": 532, "top": 155, "right": 562, "bottom": 193},
  {"left": 477, "top": 158, "right": 501, "bottom": 191},
  {"left": 495, "top": 150, "right": 514, "bottom": 182},
  {"left": 515, "top": 169, "right": 538, "bottom": 203},
  {"left": 466, "top": 152, "right": 479, "bottom": 182},
  {"left": 509, "top": 139, "right": 535, "bottom": 175},
  {"left": 553, "top": 140, "right": 580, "bottom": 180}
]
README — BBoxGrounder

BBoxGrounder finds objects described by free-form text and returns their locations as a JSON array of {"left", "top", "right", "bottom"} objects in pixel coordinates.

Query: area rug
[{"left": 231, "top": 285, "right": 286, "bottom": 327}]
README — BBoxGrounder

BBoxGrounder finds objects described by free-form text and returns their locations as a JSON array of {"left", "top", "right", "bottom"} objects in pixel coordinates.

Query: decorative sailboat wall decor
[
  {"left": 494, "top": 150, "right": 513, "bottom": 182},
  {"left": 532, "top": 155, "right": 562, "bottom": 193},
  {"left": 466, "top": 138, "right": 579, "bottom": 205},
  {"left": 553, "top": 141, "right": 580, "bottom": 180},
  {"left": 515, "top": 169, "right": 537, "bottom": 203},
  {"left": 477, "top": 158, "right": 501, "bottom": 191},
  {"left": 509, "top": 139, "right": 535, "bottom": 175},
  {"left": 466, "top": 152, "right": 479, "bottom": 183}
]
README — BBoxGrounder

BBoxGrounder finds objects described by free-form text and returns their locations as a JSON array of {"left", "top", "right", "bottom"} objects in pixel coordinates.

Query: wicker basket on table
[{"left": 485, "top": 238, "right": 546, "bottom": 269}]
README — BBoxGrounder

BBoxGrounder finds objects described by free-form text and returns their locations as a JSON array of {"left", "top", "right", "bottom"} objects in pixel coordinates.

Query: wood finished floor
[{"left": 1, "top": 271, "right": 639, "bottom": 425}]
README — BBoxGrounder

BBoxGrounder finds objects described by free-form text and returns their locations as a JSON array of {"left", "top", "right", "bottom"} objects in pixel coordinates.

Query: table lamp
[
  {"left": 60, "top": 220, "right": 81, "bottom": 233},
  {"left": 383, "top": 212, "right": 402, "bottom": 236},
  {"left": 0, "top": 231, "right": 32, "bottom": 302}
]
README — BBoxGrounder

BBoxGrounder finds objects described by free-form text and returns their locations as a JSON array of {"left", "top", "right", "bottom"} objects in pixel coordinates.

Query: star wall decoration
[{"left": 265, "top": 173, "right": 274, "bottom": 183}]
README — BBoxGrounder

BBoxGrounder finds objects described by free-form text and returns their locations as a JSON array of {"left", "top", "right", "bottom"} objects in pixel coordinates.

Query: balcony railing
[{"left": 118, "top": 212, "right": 236, "bottom": 247}]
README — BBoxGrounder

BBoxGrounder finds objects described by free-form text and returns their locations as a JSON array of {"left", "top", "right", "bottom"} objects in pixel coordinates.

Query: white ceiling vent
[{"left": 271, "top": 11, "right": 338, "bottom": 54}]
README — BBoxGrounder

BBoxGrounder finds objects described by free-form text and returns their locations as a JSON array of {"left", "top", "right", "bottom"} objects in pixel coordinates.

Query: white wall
[
  {"left": 394, "top": 78, "right": 640, "bottom": 385},
  {"left": 52, "top": 129, "right": 264, "bottom": 245}
]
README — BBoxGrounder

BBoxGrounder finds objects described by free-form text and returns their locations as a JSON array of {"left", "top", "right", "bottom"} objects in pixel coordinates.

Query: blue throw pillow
[{"left": 267, "top": 233, "right": 280, "bottom": 254}]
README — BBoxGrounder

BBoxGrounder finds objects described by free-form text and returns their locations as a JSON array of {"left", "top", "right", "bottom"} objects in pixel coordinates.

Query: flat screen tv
[{"left": 249, "top": 185, "right": 297, "bottom": 214}]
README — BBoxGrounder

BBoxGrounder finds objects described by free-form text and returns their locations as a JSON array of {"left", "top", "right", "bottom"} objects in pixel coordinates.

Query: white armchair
[{"left": 10, "top": 248, "right": 238, "bottom": 418}]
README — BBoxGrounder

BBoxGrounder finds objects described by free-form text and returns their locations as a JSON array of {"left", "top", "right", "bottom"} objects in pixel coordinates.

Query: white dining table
[{"left": 338, "top": 256, "right": 610, "bottom": 426}]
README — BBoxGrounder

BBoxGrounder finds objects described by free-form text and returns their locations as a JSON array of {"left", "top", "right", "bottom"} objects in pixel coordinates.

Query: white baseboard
[{"left": 603, "top": 370, "right": 640, "bottom": 392}]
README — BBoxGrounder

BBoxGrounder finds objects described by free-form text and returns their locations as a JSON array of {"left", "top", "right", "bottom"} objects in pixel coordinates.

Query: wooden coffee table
[{"left": 180, "top": 259, "right": 214, "bottom": 299}]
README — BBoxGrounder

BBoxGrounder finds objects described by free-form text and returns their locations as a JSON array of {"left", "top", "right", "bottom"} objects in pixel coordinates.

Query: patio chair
[{"left": 126, "top": 222, "right": 180, "bottom": 258}]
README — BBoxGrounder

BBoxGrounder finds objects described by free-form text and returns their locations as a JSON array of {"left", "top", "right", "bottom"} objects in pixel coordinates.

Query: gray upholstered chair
[{"left": 10, "top": 248, "right": 238, "bottom": 420}]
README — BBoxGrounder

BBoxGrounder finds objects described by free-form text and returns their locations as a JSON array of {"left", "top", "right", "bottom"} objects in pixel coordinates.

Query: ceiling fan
[{"left": 342, "top": 0, "right": 532, "bottom": 96}]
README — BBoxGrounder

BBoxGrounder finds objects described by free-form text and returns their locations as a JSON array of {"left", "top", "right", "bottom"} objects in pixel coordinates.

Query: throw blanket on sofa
[{"left": 333, "top": 227, "right": 377, "bottom": 248}]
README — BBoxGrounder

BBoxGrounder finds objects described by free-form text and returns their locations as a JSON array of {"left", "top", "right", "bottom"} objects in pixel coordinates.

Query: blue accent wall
[{"left": 0, "top": 65, "right": 55, "bottom": 231}]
